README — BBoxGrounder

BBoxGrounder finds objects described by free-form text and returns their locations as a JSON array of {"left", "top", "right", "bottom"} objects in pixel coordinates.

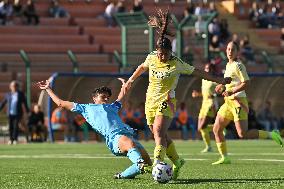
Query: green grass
[{"left": 0, "top": 140, "right": 283, "bottom": 189}]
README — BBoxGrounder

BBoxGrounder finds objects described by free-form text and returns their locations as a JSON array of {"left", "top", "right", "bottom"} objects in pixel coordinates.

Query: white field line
[{"left": 0, "top": 154, "right": 283, "bottom": 162}]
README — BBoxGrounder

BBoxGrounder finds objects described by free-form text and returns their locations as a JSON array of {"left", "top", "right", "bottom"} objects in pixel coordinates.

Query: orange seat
[
  {"left": 84, "top": 26, "right": 120, "bottom": 36},
  {"left": 102, "top": 44, "right": 121, "bottom": 53},
  {"left": 75, "top": 18, "right": 107, "bottom": 27},
  {"left": 0, "top": 44, "right": 100, "bottom": 53},
  {"left": 94, "top": 35, "right": 121, "bottom": 44},
  {"left": 0, "top": 26, "right": 80, "bottom": 35},
  {"left": 0, "top": 35, "right": 90, "bottom": 45},
  {"left": 40, "top": 17, "right": 70, "bottom": 26}
]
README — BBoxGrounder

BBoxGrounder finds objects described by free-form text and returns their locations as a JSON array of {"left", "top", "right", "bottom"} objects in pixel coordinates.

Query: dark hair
[
  {"left": 205, "top": 62, "right": 217, "bottom": 75},
  {"left": 92, "top": 86, "right": 112, "bottom": 98},
  {"left": 148, "top": 8, "right": 174, "bottom": 51},
  {"left": 232, "top": 41, "right": 239, "bottom": 51}
]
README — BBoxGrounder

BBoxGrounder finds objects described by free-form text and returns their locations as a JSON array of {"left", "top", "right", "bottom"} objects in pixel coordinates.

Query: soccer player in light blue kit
[{"left": 37, "top": 78, "right": 152, "bottom": 179}]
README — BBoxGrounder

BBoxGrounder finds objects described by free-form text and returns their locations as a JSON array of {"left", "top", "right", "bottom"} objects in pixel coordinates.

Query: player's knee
[{"left": 212, "top": 124, "right": 220, "bottom": 135}]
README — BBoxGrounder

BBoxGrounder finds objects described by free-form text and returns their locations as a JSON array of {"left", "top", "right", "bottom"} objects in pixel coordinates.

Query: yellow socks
[
  {"left": 200, "top": 128, "right": 211, "bottom": 148},
  {"left": 258, "top": 130, "right": 269, "bottom": 139},
  {"left": 154, "top": 145, "right": 166, "bottom": 164},
  {"left": 207, "top": 124, "right": 213, "bottom": 132},
  {"left": 216, "top": 142, "right": 228, "bottom": 157},
  {"left": 166, "top": 142, "right": 180, "bottom": 166}
]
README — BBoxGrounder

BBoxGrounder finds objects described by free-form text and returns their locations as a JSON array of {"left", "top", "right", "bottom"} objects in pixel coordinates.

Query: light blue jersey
[{"left": 71, "top": 101, "right": 135, "bottom": 149}]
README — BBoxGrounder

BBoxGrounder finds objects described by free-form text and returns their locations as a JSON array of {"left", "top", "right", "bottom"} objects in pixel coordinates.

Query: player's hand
[
  {"left": 118, "top": 78, "right": 126, "bottom": 86},
  {"left": 37, "top": 80, "right": 50, "bottom": 90},
  {"left": 118, "top": 78, "right": 128, "bottom": 94},
  {"left": 215, "top": 84, "right": 225, "bottom": 94},
  {"left": 124, "top": 79, "right": 133, "bottom": 91},
  {"left": 192, "top": 90, "right": 199, "bottom": 98},
  {"left": 222, "top": 90, "right": 233, "bottom": 97}
]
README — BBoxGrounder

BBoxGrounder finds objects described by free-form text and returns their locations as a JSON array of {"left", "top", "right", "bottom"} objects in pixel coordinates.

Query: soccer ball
[{"left": 152, "top": 162, "right": 173, "bottom": 183}]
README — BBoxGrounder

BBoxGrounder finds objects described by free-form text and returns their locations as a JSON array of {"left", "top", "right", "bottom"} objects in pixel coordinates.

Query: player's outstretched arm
[
  {"left": 37, "top": 80, "right": 74, "bottom": 110},
  {"left": 124, "top": 64, "right": 148, "bottom": 91},
  {"left": 117, "top": 78, "right": 128, "bottom": 102},
  {"left": 192, "top": 69, "right": 231, "bottom": 85}
]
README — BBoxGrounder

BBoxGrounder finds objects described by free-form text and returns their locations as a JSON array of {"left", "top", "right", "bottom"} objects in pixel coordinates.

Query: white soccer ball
[{"left": 152, "top": 162, "right": 173, "bottom": 183}]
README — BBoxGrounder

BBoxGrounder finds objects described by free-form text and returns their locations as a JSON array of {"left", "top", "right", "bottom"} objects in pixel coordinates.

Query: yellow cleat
[
  {"left": 201, "top": 146, "right": 213, "bottom": 153},
  {"left": 271, "top": 130, "right": 283, "bottom": 147},
  {"left": 212, "top": 156, "right": 231, "bottom": 165},
  {"left": 172, "top": 158, "right": 185, "bottom": 181}
]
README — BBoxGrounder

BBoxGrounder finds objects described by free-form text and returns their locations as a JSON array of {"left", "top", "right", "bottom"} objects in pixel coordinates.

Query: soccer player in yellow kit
[
  {"left": 212, "top": 41, "right": 283, "bottom": 165},
  {"left": 192, "top": 63, "right": 218, "bottom": 153},
  {"left": 123, "top": 9, "right": 231, "bottom": 180}
]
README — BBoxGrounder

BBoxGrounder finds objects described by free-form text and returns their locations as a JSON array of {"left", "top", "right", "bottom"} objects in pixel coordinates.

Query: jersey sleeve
[
  {"left": 111, "top": 101, "right": 122, "bottom": 111},
  {"left": 71, "top": 103, "right": 87, "bottom": 114},
  {"left": 142, "top": 54, "right": 152, "bottom": 68},
  {"left": 176, "top": 58, "right": 195, "bottom": 75},
  {"left": 235, "top": 63, "right": 249, "bottom": 82}
]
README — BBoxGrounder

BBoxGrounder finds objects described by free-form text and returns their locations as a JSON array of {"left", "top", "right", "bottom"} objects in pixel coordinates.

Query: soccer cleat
[
  {"left": 201, "top": 146, "right": 213, "bottom": 153},
  {"left": 113, "top": 173, "right": 123, "bottom": 179},
  {"left": 212, "top": 156, "right": 231, "bottom": 165},
  {"left": 172, "top": 158, "right": 185, "bottom": 181},
  {"left": 137, "top": 160, "right": 152, "bottom": 174},
  {"left": 271, "top": 130, "right": 283, "bottom": 147},
  {"left": 113, "top": 172, "right": 135, "bottom": 179}
]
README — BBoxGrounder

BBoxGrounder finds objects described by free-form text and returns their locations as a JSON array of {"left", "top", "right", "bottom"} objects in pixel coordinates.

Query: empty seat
[
  {"left": 0, "top": 26, "right": 80, "bottom": 35},
  {"left": 74, "top": 18, "right": 107, "bottom": 27},
  {"left": 0, "top": 44, "right": 100, "bottom": 53},
  {"left": 0, "top": 35, "right": 90, "bottom": 45}
]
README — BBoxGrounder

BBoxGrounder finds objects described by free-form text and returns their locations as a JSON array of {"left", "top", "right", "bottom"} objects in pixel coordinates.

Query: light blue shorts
[{"left": 109, "top": 134, "right": 144, "bottom": 156}]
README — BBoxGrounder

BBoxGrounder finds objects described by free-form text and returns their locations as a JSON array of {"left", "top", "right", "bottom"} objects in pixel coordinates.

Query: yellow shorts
[
  {"left": 145, "top": 98, "right": 176, "bottom": 126},
  {"left": 198, "top": 99, "right": 215, "bottom": 119},
  {"left": 217, "top": 97, "right": 248, "bottom": 122}
]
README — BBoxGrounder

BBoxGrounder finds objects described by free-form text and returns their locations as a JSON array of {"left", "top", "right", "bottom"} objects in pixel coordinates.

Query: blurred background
[{"left": 0, "top": 0, "right": 283, "bottom": 143}]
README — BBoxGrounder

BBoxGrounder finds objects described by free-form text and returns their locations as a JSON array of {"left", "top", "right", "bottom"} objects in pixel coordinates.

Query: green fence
[
  {"left": 19, "top": 50, "right": 80, "bottom": 106},
  {"left": 114, "top": 12, "right": 217, "bottom": 71},
  {"left": 114, "top": 12, "right": 154, "bottom": 71}
]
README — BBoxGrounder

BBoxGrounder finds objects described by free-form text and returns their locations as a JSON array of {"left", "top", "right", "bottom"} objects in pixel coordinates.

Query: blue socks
[{"left": 120, "top": 148, "right": 144, "bottom": 178}]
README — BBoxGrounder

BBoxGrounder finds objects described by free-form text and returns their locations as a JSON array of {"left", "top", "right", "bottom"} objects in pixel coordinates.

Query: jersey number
[
  {"left": 235, "top": 107, "right": 241, "bottom": 118},
  {"left": 159, "top": 101, "right": 168, "bottom": 113}
]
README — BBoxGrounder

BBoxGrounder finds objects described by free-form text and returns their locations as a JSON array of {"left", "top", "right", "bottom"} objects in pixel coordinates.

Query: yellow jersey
[
  {"left": 143, "top": 51, "right": 195, "bottom": 106},
  {"left": 201, "top": 79, "right": 217, "bottom": 100},
  {"left": 224, "top": 61, "right": 249, "bottom": 99}
]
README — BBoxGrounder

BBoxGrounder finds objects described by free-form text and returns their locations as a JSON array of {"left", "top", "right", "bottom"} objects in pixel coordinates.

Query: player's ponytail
[{"left": 148, "top": 8, "right": 174, "bottom": 51}]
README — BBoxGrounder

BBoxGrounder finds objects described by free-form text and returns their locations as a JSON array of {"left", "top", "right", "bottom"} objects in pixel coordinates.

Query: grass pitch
[{"left": 0, "top": 140, "right": 283, "bottom": 189}]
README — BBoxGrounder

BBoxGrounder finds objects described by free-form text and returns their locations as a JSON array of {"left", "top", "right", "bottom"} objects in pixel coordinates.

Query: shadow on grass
[{"left": 170, "top": 178, "right": 284, "bottom": 185}]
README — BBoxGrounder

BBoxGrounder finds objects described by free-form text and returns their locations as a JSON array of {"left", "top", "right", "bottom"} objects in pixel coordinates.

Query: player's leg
[
  {"left": 239, "top": 123, "right": 283, "bottom": 147},
  {"left": 152, "top": 115, "right": 171, "bottom": 165},
  {"left": 212, "top": 113, "right": 231, "bottom": 165},
  {"left": 165, "top": 134, "right": 185, "bottom": 180},
  {"left": 114, "top": 135, "right": 149, "bottom": 179},
  {"left": 234, "top": 98, "right": 283, "bottom": 147},
  {"left": 198, "top": 117, "right": 214, "bottom": 153},
  {"left": 149, "top": 123, "right": 184, "bottom": 176}
]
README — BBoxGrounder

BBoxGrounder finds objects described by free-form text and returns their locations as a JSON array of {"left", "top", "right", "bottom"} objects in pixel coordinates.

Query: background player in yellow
[
  {"left": 192, "top": 63, "right": 218, "bottom": 153},
  {"left": 123, "top": 9, "right": 231, "bottom": 180},
  {"left": 212, "top": 41, "right": 283, "bottom": 165}
]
